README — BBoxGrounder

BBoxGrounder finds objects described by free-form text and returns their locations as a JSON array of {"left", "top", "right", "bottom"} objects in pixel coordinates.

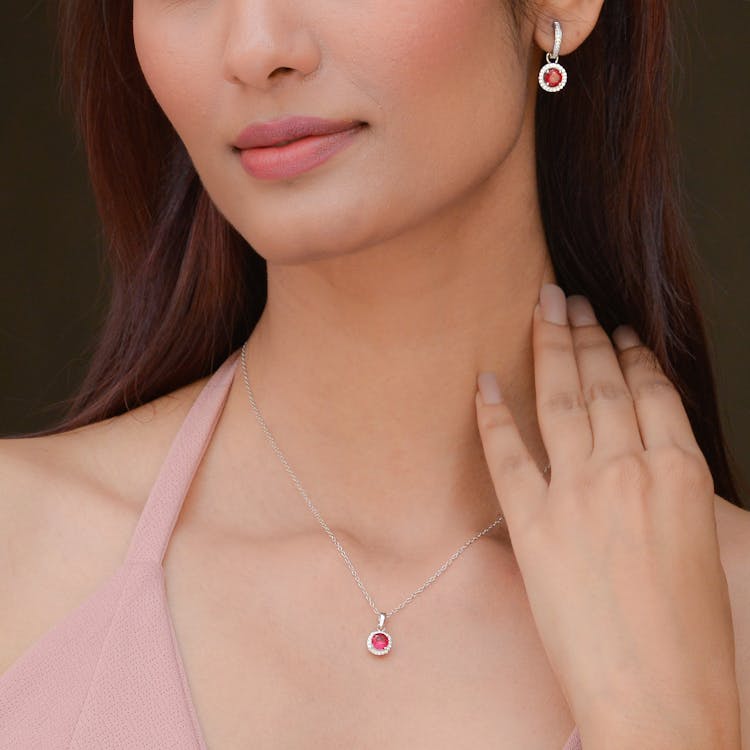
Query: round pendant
[
  {"left": 538, "top": 62, "right": 567, "bottom": 92},
  {"left": 367, "top": 612, "right": 392, "bottom": 655},
  {"left": 367, "top": 629, "right": 392, "bottom": 656}
]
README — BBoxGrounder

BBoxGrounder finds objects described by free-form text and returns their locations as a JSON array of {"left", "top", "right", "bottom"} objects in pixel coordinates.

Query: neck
[{"left": 228, "top": 135, "right": 557, "bottom": 557}]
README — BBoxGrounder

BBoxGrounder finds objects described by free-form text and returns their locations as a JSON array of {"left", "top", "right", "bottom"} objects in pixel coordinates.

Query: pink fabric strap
[{"left": 123, "top": 349, "right": 241, "bottom": 566}]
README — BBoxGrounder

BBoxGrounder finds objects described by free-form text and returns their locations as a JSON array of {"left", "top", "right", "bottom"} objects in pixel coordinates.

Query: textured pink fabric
[
  {"left": 563, "top": 725, "right": 582, "bottom": 750},
  {"left": 0, "top": 347, "right": 582, "bottom": 749}
]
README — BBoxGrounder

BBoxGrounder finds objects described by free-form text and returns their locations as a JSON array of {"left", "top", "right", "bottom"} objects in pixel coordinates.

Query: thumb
[{"left": 475, "top": 372, "right": 547, "bottom": 541}]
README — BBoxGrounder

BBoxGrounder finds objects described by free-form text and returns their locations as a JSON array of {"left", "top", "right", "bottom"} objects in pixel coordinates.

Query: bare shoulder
[
  {"left": 713, "top": 494, "right": 750, "bottom": 747},
  {"left": 0, "top": 374, "right": 209, "bottom": 674},
  {"left": 714, "top": 493, "right": 750, "bottom": 594},
  {"left": 713, "top": 493, "right": 750, "bottom": 624}
]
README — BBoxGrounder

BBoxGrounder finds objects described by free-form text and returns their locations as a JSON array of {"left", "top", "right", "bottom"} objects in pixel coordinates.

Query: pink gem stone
[
  {"left": 372, "top": 632, "right": 389, "bottom": 649},
  {"left": 544, "top": 67, "right": 563, "bottom": 87}
]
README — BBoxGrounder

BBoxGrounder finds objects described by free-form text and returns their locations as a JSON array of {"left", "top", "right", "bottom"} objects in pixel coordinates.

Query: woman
[{"left": 0, "top": 0, "right": 747, "bottom": 748}]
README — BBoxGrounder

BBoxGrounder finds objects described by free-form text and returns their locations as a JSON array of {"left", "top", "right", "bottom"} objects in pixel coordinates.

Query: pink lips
[
  {"left": 234, "top": 116, "right": 364, "bottom": 149},
  {"left": 233, "top": 115, "right": 366, "bottom": 180}
]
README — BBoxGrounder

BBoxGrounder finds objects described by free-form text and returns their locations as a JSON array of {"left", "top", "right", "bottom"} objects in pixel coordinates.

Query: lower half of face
[{"left": 133, "top": 0, "right": 535, "bottom": 264}]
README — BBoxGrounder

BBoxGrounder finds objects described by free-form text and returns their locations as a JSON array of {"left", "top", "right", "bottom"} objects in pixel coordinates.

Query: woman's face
[{"left": 132, "top": 1, "right": 537, "bottom": 264}]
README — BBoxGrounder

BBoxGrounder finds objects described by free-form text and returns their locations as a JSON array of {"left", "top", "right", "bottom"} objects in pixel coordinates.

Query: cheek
[
  {"left": 365, "top": 2, "right": 524, "bottom": 128},
  {"left": 349, "top": 1, "right": 529, "bottom": 194},
  {"left": 132, "top": 8, "right": 218, "bottom": 148}
]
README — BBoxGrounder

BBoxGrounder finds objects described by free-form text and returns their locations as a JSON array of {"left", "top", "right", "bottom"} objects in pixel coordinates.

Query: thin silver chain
[{"left": 239, "top": 340, "right": 550, "bottom": 622}]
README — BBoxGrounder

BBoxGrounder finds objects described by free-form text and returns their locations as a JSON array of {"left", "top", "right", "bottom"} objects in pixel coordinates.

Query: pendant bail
[{"left": 377, "top": 611, "right": 386, "bottom": 629}]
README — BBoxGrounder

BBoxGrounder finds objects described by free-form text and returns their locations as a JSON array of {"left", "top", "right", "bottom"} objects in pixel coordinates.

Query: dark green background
[{"left": 1, "top": 4, "right": 748, "bottom": 493}]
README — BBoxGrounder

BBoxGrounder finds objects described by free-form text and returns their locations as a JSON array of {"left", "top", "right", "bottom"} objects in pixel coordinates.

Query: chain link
[{"left": 239, "top": 341, "right": 550, "bottom": 622}]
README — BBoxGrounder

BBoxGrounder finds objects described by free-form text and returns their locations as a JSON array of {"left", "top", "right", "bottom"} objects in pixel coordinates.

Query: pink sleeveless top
[{"left": 0, "top": 348, "right": 582, "bottom": 749}]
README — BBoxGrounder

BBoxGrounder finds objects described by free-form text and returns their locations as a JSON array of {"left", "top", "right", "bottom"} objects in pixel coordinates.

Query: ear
[{"left": 532, "top": 0, "right": 605, "bottom": 56}]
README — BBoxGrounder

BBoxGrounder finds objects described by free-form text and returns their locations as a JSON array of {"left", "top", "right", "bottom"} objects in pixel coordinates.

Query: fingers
[
  {"left": 474, "top": 379, "right": 546, "bottom": 537},
  {"left": 533, "top": 285, "right": 592, "bottom": 468},
  {"left": 566, "top": 295, "right": 644, "bottom": 457},
  {"left": 475, "top": 284, "right": 703, "bottom": 538},
  {"left": 612, "top": 325, "right": 701, "bottom": 454}
]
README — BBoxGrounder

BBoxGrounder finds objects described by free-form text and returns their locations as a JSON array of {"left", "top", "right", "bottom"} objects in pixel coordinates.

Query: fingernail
[
  {"left": 539, "top": 284, "right": 567, "bottom": 325},
  {"left": 612, "top": 325, "right": 640, "bottom": 350},
  {"left": 477, "top": 372, "right": 502, "bottom": 405},
  {"left": 567, "top": 295, "right": 597, "bottom": 327}
]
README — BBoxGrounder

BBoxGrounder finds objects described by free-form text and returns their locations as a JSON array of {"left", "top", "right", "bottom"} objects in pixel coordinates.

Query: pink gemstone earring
[{"left": 538, "top": 20, "right": 568, "bottom": 93}]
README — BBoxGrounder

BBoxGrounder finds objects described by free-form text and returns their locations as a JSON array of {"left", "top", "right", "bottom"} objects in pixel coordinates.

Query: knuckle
[
  {"left": 540, "top": 335, "right": 573, "bottom": 355},
  {"left": 650, "top": 445, "right": 714, "bottom": 494},
  {"left": 477, "top": 406, "right": 514, "bottom": 432},
  {"left": 649, "top": 443, "right": 685, "bottom": 470},
  {"left": 495, "top": 452, "right": 536, "bottom": 476},
  {"left": 619, "top": 344, "right": 663, "bottom": 374},
  {"left": 584, "top": 380, "right": 632, "bottom": 406},
  {"left": 599, "top": 452, "right": 650, "bottom": 491},
  {"left": 541, "top": 390, "right": 588, "bottom": 416},
  {"left": 573, "top": 332, "right": 612, "bottom": 355},
  {"left": 631, "top": 376, "right": 678, "bottom": 402}
]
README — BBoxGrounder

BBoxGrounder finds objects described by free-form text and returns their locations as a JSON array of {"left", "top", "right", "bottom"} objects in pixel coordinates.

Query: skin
[
  {"left": 130, "top": 0, "right": 599, "bottom": 555},
  {"left": 0, "top": 0, "right": 747, "bottom": 748},
  {"left": 478, "top": 290, "right": 742, "bottom": 747},
  {"left": 128, "top": 0, "right": 742, "bottom": 744}
]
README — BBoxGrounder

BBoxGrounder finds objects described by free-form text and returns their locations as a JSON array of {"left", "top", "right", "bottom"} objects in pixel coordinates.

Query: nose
[{"left": 220, "top": 2, "right": 321, "bottom": 88}]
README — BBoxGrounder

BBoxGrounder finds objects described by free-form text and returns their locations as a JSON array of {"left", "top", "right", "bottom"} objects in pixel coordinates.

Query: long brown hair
[{"left": 24, "top": 1, "right": 747, "bottom": 510}]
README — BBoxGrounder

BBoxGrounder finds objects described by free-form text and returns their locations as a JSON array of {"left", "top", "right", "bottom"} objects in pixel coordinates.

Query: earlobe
[{"left": 531, "top": 0, "right": 605, "bottom": 57}]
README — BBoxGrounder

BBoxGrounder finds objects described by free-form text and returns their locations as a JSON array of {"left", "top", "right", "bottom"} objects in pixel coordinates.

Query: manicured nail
[
  {"left": 539, "top": 284, "right": 567, "bottom": 325},
  {"left": 477, "top": 372, "right": 502, "bottom": 405},
  {"left": 567, "top": 295, "right": 597, "bottom": 327},
  {"left": 612, "top": 325, "right": 640, "bottom": 350}
]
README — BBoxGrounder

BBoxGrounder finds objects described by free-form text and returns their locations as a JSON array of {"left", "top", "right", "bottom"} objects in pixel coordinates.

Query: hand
[{"left": 474, "top": 283, "right": 740, "bottom": 748}]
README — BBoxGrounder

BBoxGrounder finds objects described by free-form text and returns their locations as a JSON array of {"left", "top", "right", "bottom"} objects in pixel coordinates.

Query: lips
[
  {"left": 233, "top": 116, "right": 365, "bottom": 150},
  {"left": 237, "top": 124, "right": 365, "bottom": 180}
]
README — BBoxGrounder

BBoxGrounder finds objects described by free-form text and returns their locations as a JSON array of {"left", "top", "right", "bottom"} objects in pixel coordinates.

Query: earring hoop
[{"left": 538, "top": 20, "right": 568, "bottom": 93}]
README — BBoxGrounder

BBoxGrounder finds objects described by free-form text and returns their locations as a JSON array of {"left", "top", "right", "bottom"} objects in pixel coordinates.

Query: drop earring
[{"left": 538, "top": 20, "right": 568, "bottom": 93}]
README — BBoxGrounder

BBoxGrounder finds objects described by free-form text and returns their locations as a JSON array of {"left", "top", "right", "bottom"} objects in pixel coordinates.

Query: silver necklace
[{"left": 239, "top": 341, "right": 550, "bottom": 656}]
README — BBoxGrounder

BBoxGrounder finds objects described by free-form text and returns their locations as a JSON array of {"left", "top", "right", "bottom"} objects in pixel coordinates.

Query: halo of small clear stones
[
  {"left": 538, "top": 63, "right": 568, "bottom": 93},
  {"left": 366, "top": 630, "right": 393, "bottom": 655}
]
